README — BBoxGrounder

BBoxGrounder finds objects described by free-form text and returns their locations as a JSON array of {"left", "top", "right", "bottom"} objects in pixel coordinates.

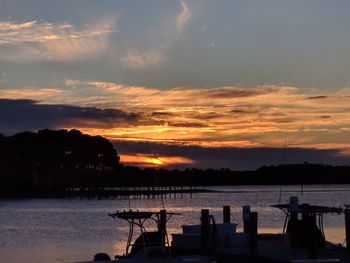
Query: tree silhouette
[{"left": 0, "top": 129, "right": 119, "bottom": 197}]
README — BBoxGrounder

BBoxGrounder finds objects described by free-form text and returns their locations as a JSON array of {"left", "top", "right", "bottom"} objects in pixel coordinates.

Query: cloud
[
  {"left": 0, "top": 99, "right": 139, "bottom": 135},
  {"left": 80, "top": 81, "right": 294, "bottom": 109},
  {"left": 201, "top": 87, "right": 268, "bottom": 98},
  {"left": 120, "top": 49, "right": 166, "bottom": 69},
  {"left": 114, "top": 140, "right": 349, "bottom": 170},
  {"left": 0, "top": 20, "right": 37, "bottom": 32},
  {"left": 0, "top": 87, "right": 68, "bottom": 103},
  {"left": 120, "top": 0, "right": 192, "bottom": 69},
  {"left": 176, "top": 0, "right": 192, "bottom": 36},
  {"left": 166, "top": 121, "right": 207, "bottom": 128},
  {"left": 3, "top": 81, "right": 350, "bottom": 161},
  {"left": 0, "top": 19, "right": 116, "bottom": 62}
]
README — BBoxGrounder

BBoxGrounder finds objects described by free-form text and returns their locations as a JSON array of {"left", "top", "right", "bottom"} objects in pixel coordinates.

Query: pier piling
[
  {"left": 249, "top": 212, "right": 258, "bottom": 257},
  {"left": 200, "top": 209, "right": 210, "bottom": 254},
  {"left": 159, "top": 210, "right": 167, "bottom": 245},
  {"left": 345, "top": 206, "right": 350, "bottom": 252},
  {"left": 223, "top": 206, "right": 230, "bottom": 223},
  {"left": 243, "top": 205, "right": 251, "bottom": 234}
]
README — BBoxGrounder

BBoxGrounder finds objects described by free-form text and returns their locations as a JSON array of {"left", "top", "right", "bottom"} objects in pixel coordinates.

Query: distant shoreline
[{"left": 2, "top": 130, "right": 350, "bottom": 199}]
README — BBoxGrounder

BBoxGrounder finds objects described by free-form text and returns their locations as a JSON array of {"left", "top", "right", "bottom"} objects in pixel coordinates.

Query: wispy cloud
[
  {"left": 120, "top": 49, "right": 166, "bottom": 69},
  {"left": 0, "top": 18, "right": 116, "bottom": 62},
  {"left": 0, "top": 20, "right": 37, "bottom": 32},
  {"left": 120, "top": 0, "right": 191, "bottom": 69},
  {"left": 176, "top": 0, "right": 192, "bottom": 36},
  {"left": 0, "top": 87, "right": 66, "bottom": 101}
]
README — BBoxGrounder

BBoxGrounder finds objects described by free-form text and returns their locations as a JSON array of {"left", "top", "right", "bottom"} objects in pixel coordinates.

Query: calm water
[{"left": 1, "top": 185, "right": 350, "bottom": 263}]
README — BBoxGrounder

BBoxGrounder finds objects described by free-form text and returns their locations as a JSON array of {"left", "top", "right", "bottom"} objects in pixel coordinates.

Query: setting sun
[
  {"left": 149, "top": 157, "right": 163, "bottom": 166},
  {"left": 120, "top": 154, "right": 194, "bottom": 168}
]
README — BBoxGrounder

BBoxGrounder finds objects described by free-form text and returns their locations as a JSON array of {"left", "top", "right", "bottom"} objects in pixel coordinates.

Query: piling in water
[
  {"left": 345, "top": 206, "right": 350, "bottom": 252},
  {"left": 249, "top": 212, "right": 258, "bottom": 257},
  {"left": 200, "top": 209, "right": 210, "bottom": 254},
  {"left": 243, "top": 205, "right": 251, "bottom": 234},
  {"left": 159, "top": 210, "right": 167, "bottom": 245},
  {"left": 223, "top": 206, "right": 230, "bottom": 223}
]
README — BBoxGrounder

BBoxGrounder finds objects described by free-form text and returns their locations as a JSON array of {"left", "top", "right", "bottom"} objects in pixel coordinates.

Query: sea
[{"left": 1, "top": 184, "right": 350, "bottom": 263}]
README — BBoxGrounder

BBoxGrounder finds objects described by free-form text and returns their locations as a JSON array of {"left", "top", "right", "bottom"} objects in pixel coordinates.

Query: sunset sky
[{"left": 1, "top": 0, "right": 350, "bottom": 169}]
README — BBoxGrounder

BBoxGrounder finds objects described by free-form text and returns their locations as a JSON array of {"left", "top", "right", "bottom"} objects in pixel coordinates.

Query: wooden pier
[{"left": 65, "top": 185, "right": 214, "bottom": 199}]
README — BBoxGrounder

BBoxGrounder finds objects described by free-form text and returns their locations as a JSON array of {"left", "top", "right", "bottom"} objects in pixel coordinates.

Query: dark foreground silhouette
[
  {"left": 1, "top": 129, "right": 350, "bottom": 198},
  {"left": 0, "top": 129, "right": 119, "bottom": 197}
]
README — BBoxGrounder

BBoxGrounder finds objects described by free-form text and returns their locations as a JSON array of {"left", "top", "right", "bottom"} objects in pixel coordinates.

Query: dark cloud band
[
  {"left": 0, "top": 99, "right": 139, "bottom": 134},
  {"left": 114, "top": 140, "right": 348, "bottom": 170}
]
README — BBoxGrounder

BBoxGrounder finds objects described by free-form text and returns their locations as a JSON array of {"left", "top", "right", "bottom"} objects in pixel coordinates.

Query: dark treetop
[{"left": 0, "top": 129, "right": 119, "bottom": 197}]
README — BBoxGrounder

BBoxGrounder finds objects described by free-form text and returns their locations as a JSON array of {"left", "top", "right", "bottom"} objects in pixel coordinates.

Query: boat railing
[{"left": 109, "top": 209, "right": 180, "bottom": 258}]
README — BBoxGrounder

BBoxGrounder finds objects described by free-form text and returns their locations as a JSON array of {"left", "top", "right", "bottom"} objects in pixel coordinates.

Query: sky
[{"left": 1, "top": 0, "right": 350, "bottom": 169}]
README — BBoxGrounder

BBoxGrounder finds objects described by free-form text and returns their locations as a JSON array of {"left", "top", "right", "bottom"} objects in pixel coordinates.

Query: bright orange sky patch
[{"left": 120, "top": 154, "right": 194, "bottom": 168}]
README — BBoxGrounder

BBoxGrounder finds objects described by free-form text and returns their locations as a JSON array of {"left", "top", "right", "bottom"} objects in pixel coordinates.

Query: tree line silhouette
[
  {"left": 1, "top": 129, "right": 350, "bottom": 198},
  {"left": 0, "top": 129, "right": 119, "bottom": 197}
]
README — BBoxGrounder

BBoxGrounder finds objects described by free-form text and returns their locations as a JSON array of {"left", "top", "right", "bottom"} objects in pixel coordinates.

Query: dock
[{"left": 65, "top": 185, "right": 217, "bottom": 199}]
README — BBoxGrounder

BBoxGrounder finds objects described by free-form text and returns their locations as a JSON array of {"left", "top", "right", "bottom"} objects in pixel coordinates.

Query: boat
[
  {"left": 77, "top": 196, "right": 350, "bottom": 263},
  {"left": 172, "top": 197, "right": 350, "bottom": 263},
  {"left": 172, "top": 217, "right": 250, "bottom": 256},
  {"left": 77, "top": 209, "right": 216, "bottom": 263},
  {"left": 172, "top": 208, "right": 250, "bottom": 258}
]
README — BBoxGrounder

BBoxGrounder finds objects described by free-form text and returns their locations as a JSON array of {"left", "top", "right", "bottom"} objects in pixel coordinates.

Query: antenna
[{"left": 278, "top": 135, "right": 287, "bottom": 204}]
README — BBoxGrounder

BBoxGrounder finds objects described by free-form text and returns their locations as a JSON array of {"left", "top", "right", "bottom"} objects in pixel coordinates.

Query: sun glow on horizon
[
  {"left": 120, "top": 154, "right": 194, "bottom": 168},
  {"left": 147, "top": 157, "right": 163, "bottom": 166}
]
